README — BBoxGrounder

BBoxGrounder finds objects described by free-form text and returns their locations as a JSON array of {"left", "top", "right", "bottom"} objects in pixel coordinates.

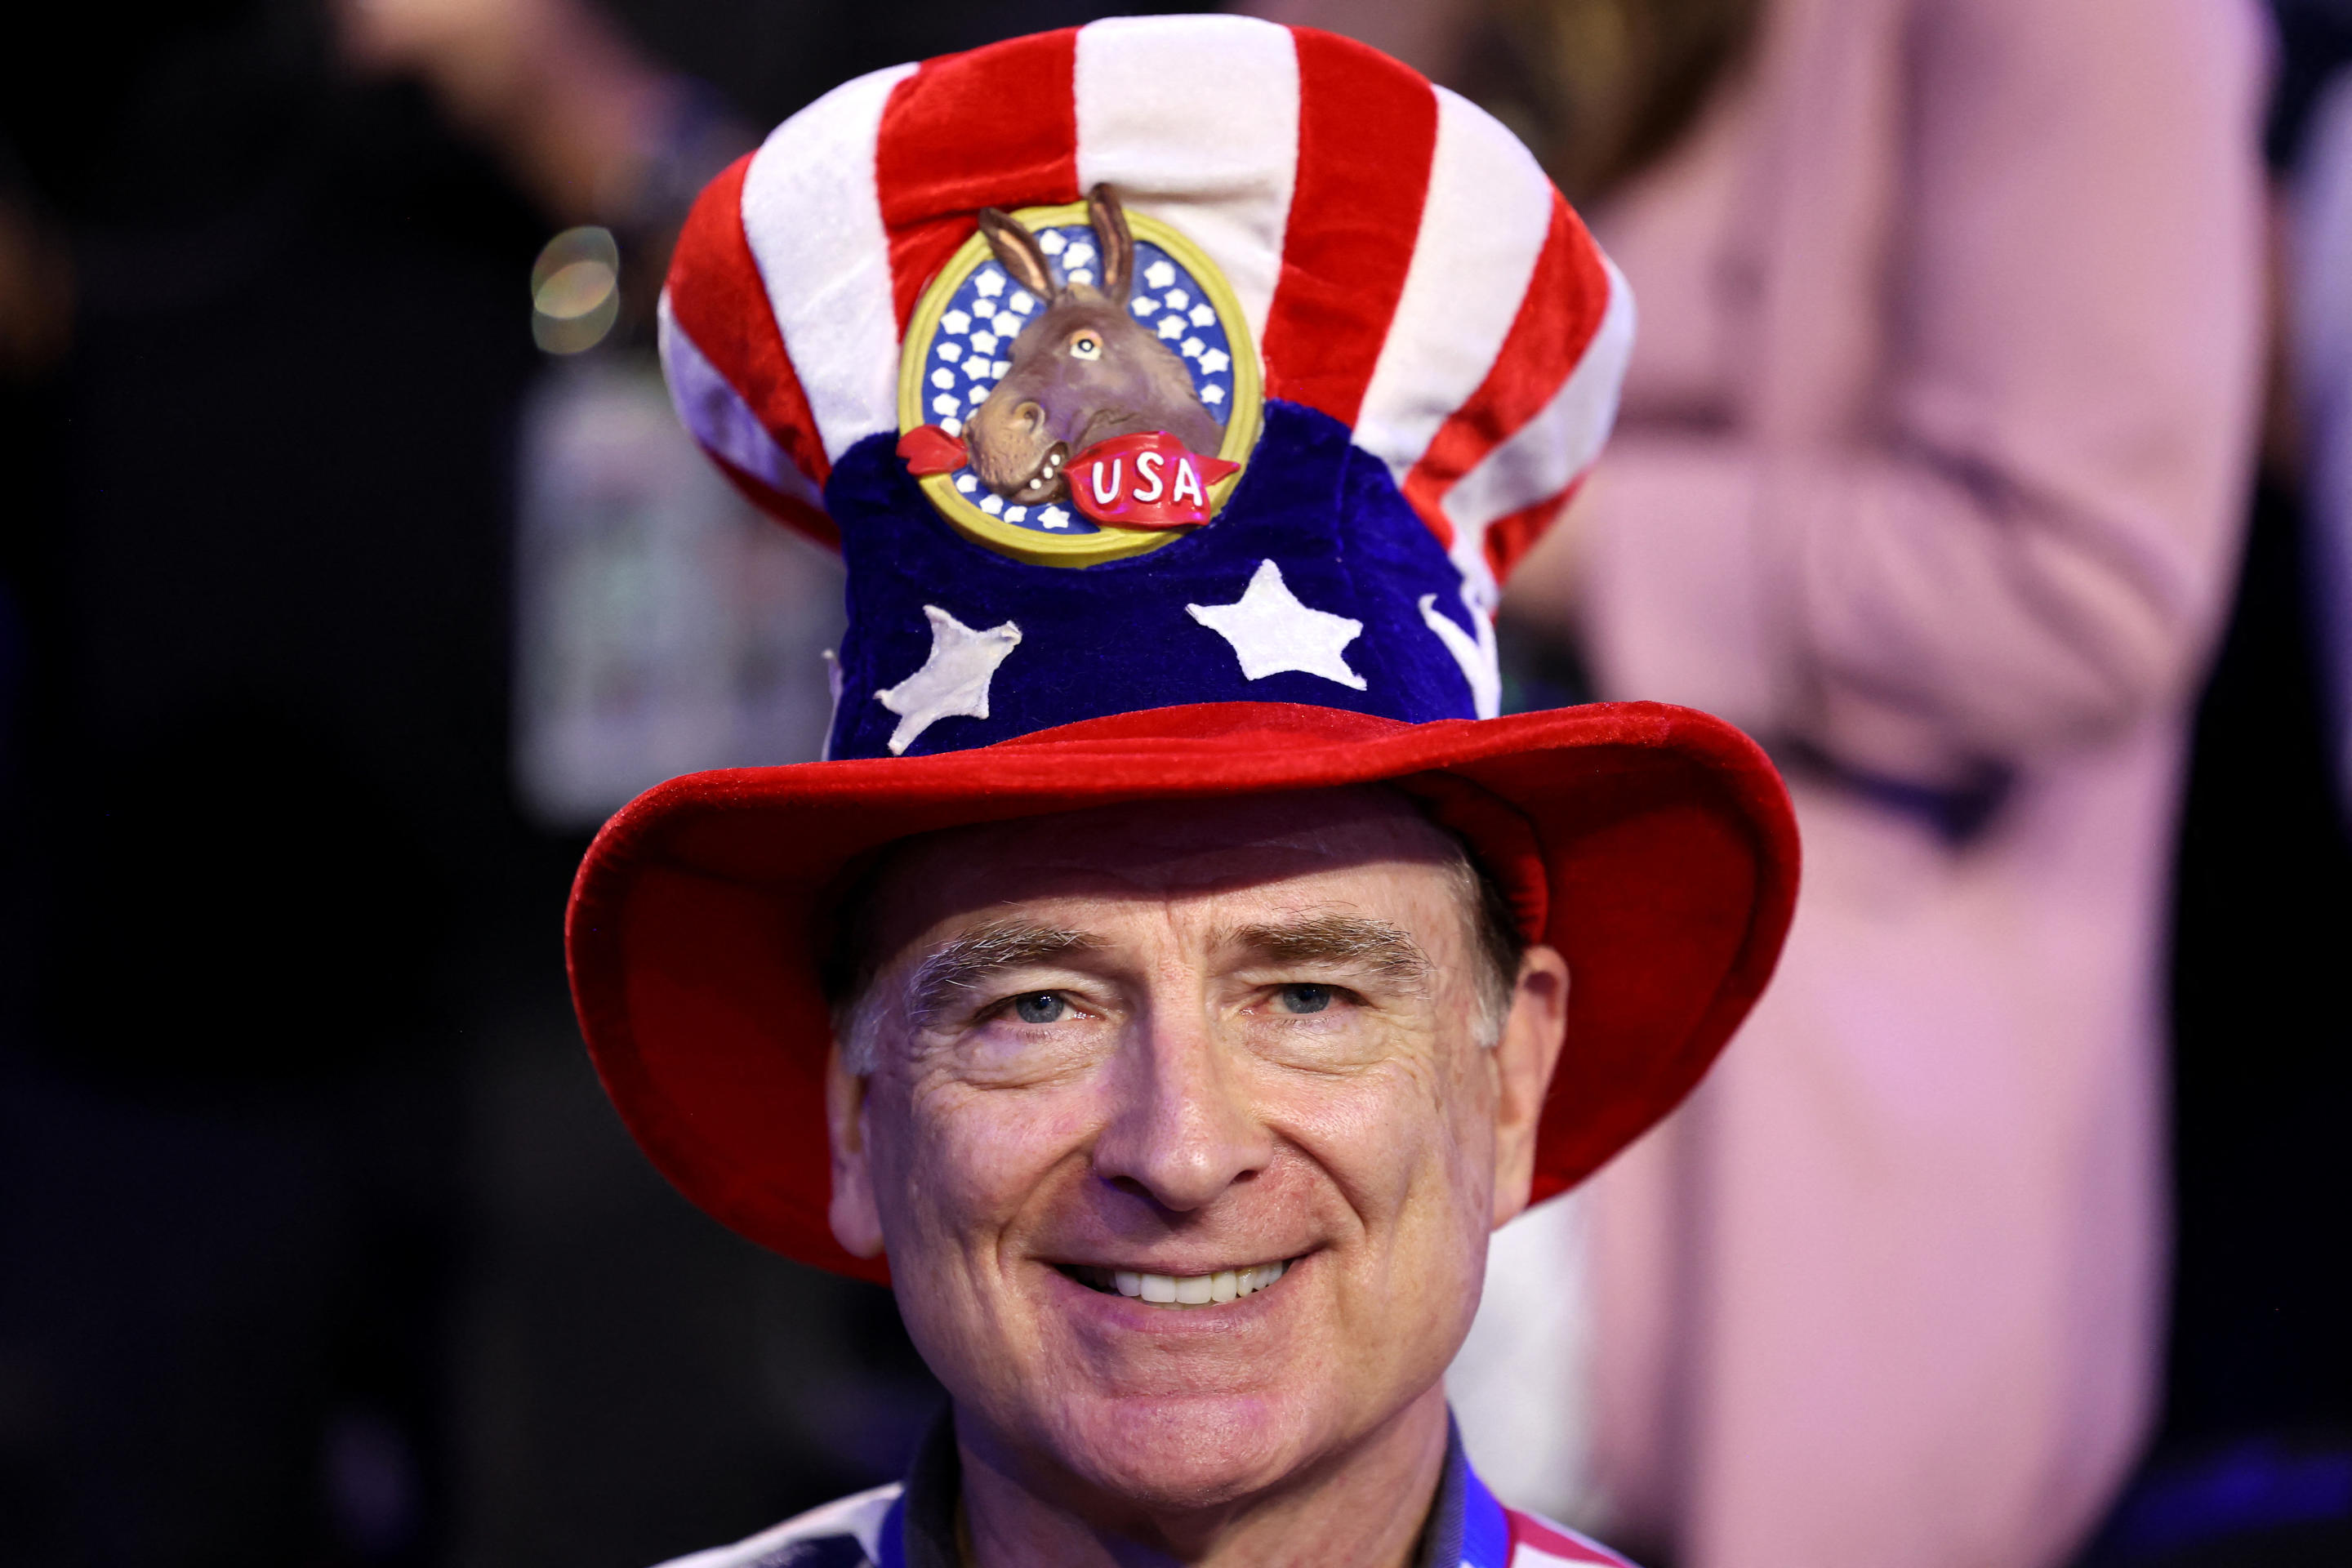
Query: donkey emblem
[{"left": 964, "top": 185, "right": 1227, "bottom": 508}]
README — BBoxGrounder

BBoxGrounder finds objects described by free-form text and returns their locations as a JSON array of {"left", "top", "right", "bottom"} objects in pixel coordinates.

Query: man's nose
[{"left": 1090, "top": 1010, "right": 1272, "bottom": 1213}]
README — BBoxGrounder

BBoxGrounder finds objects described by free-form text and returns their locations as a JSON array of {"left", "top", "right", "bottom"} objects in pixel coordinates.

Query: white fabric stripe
[
  {"left": 1074, "top": 16, "right": 1300, "bottom": 344},
  {"left": 1448, "top": 523, "right": 1502, "bottom": 621},
  {"left": 653, "top": 1482, "right": 898, "bottom": 1568},
  {"left": 657, "top": 291, "right": 825, "bottom": 514},
  {"left": 1507, "top": 1526, "right": 1629, "bottom": 1568},
  {"left": 739, "top": 62, "right": 917, "bottom": 464},
  {"left": 1432, "top": 260, "right": 1630, "bottom": 617},
  {"left": 1509, "top": 1548, "right": 1586, "bottom": 1568},
  {"left": 1442, "top": 254, "right": 1636, "bottom": 541},
  {"left": 1354, "top": 87, "right": 1557, "bottom": 483}
]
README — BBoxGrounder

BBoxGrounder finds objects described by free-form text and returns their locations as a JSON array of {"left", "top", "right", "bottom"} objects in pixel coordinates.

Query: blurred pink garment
[{"left": 1548, "top": 0, "right": 2269, "bottom": 1564}]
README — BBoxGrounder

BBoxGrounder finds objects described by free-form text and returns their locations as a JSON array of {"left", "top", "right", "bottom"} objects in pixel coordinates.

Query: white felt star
[
  {"left": 1009, "top": 290, "right": 1036, "bottom": 314},
  {"left": 874, "top": 606, "right": 1023, "bottom": 755},
  {"left": 1065, "top": 242, "right": 1097, "bottom": 268},
  {"left": 1067, "top": 269, "right": 1094, "bottom": 285},
  {"left": 971, "top": 331, "right": 998, "bottom": 355},
  {"left": 938, "top": 341, "right": 962, "bottom": 363},
  {"left": 1187, "top": 560, "right": 1366, "bottom": 690},
  {"left": 975, "top": 269, "right": 1006, "bottom": 297},
  {"left": 1189, "top": 303, "right": 1216, "bottom": 328},
  {"left": 1143, "top": 260, "right": 1175, "bottom": 289},
  {"left": 1181, "top": 336, "right": 1204, "bottom": 359},
  {"left": 1131, "top": 296, "right": 1157, "bottom": 317},
  {"left": 930, "top": 368, "right": 954, "bottom": 390},
  {"left": 932, "top": 394, "right": 958, "bottom": 416},
  {"left": 1198, "top": 347, "right": 1230, "bottom": 374},
  {"left": 973, "top": 297, "right": 997, "bottom": 319},
  {"left": 1165, "top": 289, "right": 1188, "bottom": 310},
  {"left": 943, "top": 310, "right": 971, "bottom": 334},
  {"left": 1039, "top": 505, "right": 1071, "bottom": 529},
  {"left": 1157, "top": 317, "right": 1183, "bottom": 341},
  {"left": 1201, "top": 384, "right": 1225, "bottom": 405},
  {"left": 1039, "top": 230, "right": 1067, "bottom": 256}
]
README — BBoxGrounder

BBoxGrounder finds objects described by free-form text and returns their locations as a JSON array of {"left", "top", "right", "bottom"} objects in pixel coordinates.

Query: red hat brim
[{"left": 567, "top": 701, "right": 1799, "bottom": 1283}]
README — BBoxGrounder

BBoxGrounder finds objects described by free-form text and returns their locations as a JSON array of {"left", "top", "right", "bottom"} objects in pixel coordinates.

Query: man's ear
[
  {"left": 1488, "top": 944, "right": 1570, "bottom": 1230},
  {"left": 826, "top": 1040, "right": 888, "bottom": 1259}
]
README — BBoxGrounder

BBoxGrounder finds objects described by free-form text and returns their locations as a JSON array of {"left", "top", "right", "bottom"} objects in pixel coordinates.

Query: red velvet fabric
[
  {"left": 666, "top": 154, "right": 836, "bottom": 529},
  {"left": 1260, "top": 29, "right": 1437, "bottom": 426},
  {"left": 566, "top": 702, "right": 1799, "bottom": 1282},
  {"left": 1401, "top": 193, "right": 1610, "bottom": 549},
  {"left": 875, "top": 29, "right": 1082, "bottom": 332}
]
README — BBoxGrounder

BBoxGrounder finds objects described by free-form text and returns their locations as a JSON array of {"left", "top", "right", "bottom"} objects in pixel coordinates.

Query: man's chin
[{"left": 1040, "top": 1392, "right": 1315, "bottom": 1513}]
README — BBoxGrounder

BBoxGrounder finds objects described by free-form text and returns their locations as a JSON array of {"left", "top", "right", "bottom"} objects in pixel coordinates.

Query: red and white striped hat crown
[
  {"left": 572, "top": 28, "right": 1817, "bottom": 1277},
  {"left": 659, "top": 14, "right": 1632, "bottom": 606}
]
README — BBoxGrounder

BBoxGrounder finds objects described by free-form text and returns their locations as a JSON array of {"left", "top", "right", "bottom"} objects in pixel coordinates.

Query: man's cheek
[
  {"left": 1265, "top": 1062, "right": 1446, "bottom": 1192},
  {"left": 907, "top": 1080, "right": 1102, "bottom": 1223}
]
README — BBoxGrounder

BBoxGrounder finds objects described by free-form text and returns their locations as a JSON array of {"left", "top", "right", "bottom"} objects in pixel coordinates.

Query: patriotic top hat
[{"left": 571, "top": 16, "right": 1799, "bottom": 1281}]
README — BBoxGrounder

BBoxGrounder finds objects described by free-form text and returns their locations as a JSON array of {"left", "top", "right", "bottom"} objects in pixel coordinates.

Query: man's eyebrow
[
  {"left": 1227, "top": 913, "right": 1433, "bottom": 991},
  {"left": 902, "top": 920, "right": 1100, "bottom": 1025}
]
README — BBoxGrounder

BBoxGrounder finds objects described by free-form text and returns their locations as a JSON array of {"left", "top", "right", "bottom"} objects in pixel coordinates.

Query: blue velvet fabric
[{"left": 823, "top": 399, "right": 1482, "bottom": 760}]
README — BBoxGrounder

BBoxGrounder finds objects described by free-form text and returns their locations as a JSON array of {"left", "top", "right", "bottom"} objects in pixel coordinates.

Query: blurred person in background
[
  {"left": 1259, "top": 1, "right": 2267, "bottom": 1566},
  {"left": 2292, "top": 6, "right": 2352, "bottom": 836}
]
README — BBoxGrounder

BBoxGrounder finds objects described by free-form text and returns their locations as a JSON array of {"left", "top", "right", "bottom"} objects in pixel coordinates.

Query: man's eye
[
  {"left": 1011, "top": 991, "right": 1068, "bottom": 1024},
  {"left": 1274, "top": 984, "right": 1333, "bottom": 1015}
]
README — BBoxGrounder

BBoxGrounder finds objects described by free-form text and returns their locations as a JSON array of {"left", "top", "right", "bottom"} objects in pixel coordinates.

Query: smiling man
[
  {"left": 822, "top": 791, "right": 1566, "bottom": 1566},
  {"left": 564, "top": 16, "right": 1797, "bottom": 1568}
]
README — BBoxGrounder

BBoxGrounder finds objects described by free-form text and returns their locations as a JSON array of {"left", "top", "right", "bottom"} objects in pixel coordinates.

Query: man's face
[{"left": 825, "top": 789, "right": 1567, "bottom": 1515}]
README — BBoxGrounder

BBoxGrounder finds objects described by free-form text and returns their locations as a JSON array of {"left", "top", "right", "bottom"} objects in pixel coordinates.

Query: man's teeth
[{"left": 1107, "top": 1261, "right": 1289, "bottom": 1307}]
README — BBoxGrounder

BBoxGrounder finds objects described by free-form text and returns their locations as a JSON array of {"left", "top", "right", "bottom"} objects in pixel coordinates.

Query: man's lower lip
[{"left": 1057, "top": 1258, "right": 1296, "bottom": 1308}]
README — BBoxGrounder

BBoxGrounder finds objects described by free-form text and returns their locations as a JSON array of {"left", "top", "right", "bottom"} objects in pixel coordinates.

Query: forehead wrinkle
[
  {"left": 902, "top": 919, "right": 1100, "bottom": 1025},
  {"left": 1223, "top": 911, "right": 1435, "bottom": 993}
]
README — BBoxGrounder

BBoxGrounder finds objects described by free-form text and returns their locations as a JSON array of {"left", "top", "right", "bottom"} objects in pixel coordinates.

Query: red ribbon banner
[
  {"left": 898, "top": 425, "right": 1241, "bottom": 529},
  {"left": 1063, "top": 433, "right": 1241, "bottom": 529},
  {"left": 896, "top": 425, "right": 970, "bottom": 475}
]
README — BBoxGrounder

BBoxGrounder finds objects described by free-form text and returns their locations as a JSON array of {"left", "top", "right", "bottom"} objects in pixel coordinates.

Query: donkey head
[{"left": 964, "top": 185, "right": 1226, "bottom": 506}]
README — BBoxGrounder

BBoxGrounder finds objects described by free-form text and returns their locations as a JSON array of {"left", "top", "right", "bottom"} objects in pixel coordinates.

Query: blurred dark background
[{"left": 0, "top": 1, "right": 2348, "bottom": 1565}]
